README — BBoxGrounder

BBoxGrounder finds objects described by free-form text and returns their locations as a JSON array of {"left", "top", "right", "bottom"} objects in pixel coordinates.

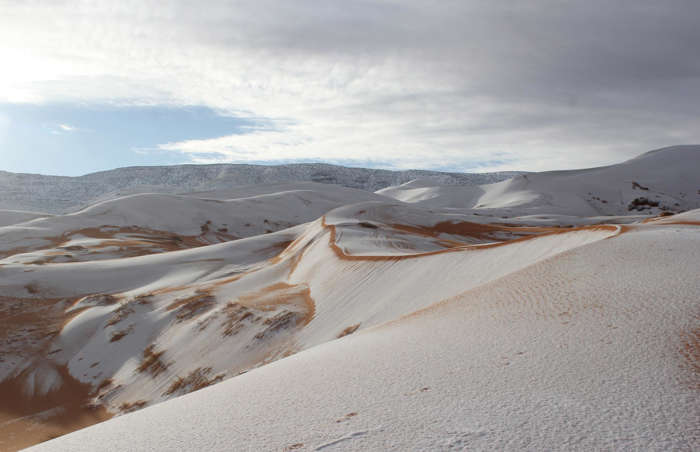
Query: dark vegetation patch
[
  {"left": 163, "top": 367, "right": 225, "bottom": 396},
  {"left": 136, "top": 345, "right": 169, "bottom": 377},
  {"left": 106, "top": 303, "right": 135, "bottom": 327},
  {"left": 357, "top": 221, "right": 378, "bottom": 229},
  {"left": 628, "top": 197, "right": 660, "bottom": 211},
  {"left": 336, "top": 412, "right": 358, "bottom": 423},
  {"left": 95, "top": 378, "right": 113, "bottom": 394},
  {"left": 118, "top": 400, "right": 147, "bottom": 413},
  {"left": 110, "top": 327, "right": 132, "bottom": 342},
  {"left": 24, "top": 283, "right": 40, "bottom": 295},
  {"left": 78, "top": 293, "right": 119, "bottom": 308},
  {"left": 254, "top": 311, "right": 305, "bottom": 340},
  {"left": 222, "top": 302, "right": 260, "bottom": 336},
  {"left": 167, "top": 291, "right": 217, "bottom": 322}
]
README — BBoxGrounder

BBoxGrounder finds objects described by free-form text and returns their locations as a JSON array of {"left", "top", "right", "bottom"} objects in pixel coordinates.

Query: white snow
[
  {"left": 1, "top": 146, "right": 698, "bottom": 451},
  {"left": 28, "top": 221, "right": 700, "bottom": 451},
  {"left": 380, "top": 145, "right": 700, "bottom": 218}
]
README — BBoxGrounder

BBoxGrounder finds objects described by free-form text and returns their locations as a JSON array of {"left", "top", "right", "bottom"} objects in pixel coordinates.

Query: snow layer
[
  {"left": 29, "top": 222, "right": 700, "bottom": 451},
  {"left": 3, "top": 147, "right": 699, "bottom": 450}
]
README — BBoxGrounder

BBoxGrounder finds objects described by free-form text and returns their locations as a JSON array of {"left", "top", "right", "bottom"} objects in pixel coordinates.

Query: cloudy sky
[{"left": 1, "top": 0, "right": 699, "bottom": 176}]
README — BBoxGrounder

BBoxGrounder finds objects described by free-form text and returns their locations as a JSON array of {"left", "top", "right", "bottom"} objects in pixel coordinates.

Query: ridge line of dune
[{"left": 320, "top": 215, "right": 622, "bottom": 261}]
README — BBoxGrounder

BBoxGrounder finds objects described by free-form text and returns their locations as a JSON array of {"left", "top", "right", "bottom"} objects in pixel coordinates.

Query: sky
[{"left": 0, "top": 0, "right": 699, "bottom": 176}]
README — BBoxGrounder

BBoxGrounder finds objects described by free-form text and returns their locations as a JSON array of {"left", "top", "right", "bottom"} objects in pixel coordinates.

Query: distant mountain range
[{"left": 0, "top": 163, "right": 520, "bottom": 214}]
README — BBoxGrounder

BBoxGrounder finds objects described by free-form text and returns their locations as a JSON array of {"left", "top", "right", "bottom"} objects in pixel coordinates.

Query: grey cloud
[{"left": 3, "top": 0, "right": 700, "bottom": 170}]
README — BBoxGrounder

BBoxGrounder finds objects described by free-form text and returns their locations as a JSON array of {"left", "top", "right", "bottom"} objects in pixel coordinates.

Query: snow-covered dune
[
  {"left": 380, "top": 145, "right": 700, "bottom": 218},
  {"left": 1, "top": 147, "right": 698, "bottom": 451},
  {"left": 376, "top": 178, "right": 485, "bottom": 208},
  {"left": 1, "top": 201, "right": 623, "bottom": 450},
  {"left": 28, "top": 216, "right": 700, "bottom": 451},
  {"left": 0, "top": 183, "right": 386, "bottom": 264}
]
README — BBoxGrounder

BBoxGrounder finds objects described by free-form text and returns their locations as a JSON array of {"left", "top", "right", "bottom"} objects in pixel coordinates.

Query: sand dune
[
  {"left": 0, "top": 147, "right": 698, "bottom": 450},
  {"left": 27, "top": 218, "right": 700, "bottom": 451}
]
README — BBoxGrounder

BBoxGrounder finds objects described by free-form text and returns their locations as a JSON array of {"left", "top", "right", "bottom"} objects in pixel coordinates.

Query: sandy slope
[{"left": 28, "top": 220, "right": 700, "bottom": 451}]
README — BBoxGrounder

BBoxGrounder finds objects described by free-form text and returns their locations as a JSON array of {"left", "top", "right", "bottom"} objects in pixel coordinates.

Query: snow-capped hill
[
  {"left": 0, "top": 163, "right": 518, "bottom": 214},
  {"left": 478, "top": 145, "right": 699, "bottom": 216},
  {"left": 629, "top": 143, "right": 700, "bottom": 162},
  {"left": 381, "top": 146, "right": 700, "bottom": 217}
]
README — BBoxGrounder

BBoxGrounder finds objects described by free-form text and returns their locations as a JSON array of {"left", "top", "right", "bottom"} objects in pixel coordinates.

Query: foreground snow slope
[
  {"left": 380, "top": 145, "right": 700, "bottom": 217},
  {"left": 30, "top": 219, "right": 700, "bottom": 451}
]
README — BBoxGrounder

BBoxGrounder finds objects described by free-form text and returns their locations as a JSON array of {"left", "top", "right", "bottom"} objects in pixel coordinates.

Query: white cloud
[
  {"left": 58, "top": 124, "right": 76, "bottom": 132},
  {"left": 1, "top": 1, "right": 699, "bottom": 171}
]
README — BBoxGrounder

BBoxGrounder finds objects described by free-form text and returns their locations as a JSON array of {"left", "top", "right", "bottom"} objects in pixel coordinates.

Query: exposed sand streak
[
  {"left": 322, "top": 216, "right": 621, "bottom": 261},
  {"left": 1, "top": 224, "right": 239, "bottom": 262},
  {"left": 680, "top": 314, "right": 700, "bottom": 390}
]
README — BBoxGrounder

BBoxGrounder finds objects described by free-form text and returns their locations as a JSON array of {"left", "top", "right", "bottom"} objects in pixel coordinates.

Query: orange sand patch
[
  {"left": 0, "top": 365, "right": 110, "bottom": 451},
  {"left": 0, "top": 293, "right": 113, "bottom": 450},
  {"left": 0, "top": 296, "right": 67, "bottom": 371},
  {"left": 662, "top": 220, "right": 700, "bottom": 226},
  {"left": 221, "top": 283, "right": 315, "bottom": 338},
  {"left": 1, "top": 224, "right": 239, "bottom": 261},
  {"left": 236, "top": 283, "right": 315, "bottom": 322},
  {"left": 337, "top": 323, "right": 360, "bottom": 338}
]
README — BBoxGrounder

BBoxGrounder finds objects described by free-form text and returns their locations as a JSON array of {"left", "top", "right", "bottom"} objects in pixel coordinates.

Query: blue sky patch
[{"left": 0, "top": 103, "right": 259, "bottom": 176}]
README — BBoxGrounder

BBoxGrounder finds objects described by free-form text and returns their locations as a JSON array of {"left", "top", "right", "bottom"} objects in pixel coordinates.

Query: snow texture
[{"left": 0, "top": 145, "right": 698, "bottom": 451}]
